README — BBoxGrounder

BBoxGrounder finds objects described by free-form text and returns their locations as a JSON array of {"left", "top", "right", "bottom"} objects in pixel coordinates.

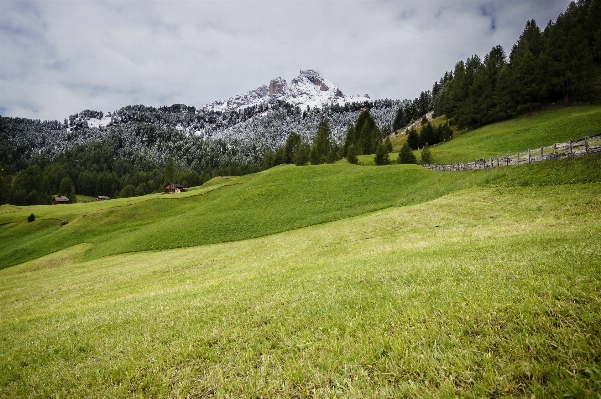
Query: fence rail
[{"left": 423, "top": 134, "right": 601, "bottom": 171}]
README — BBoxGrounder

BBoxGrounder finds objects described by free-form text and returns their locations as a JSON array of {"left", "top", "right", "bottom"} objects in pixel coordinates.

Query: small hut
[
  {"left": 97, "top": 195, "right": 110, "bottom": 201},
  {"left": 53, "top": 196, "right": 69, "bottom": 205},
  {"left": 164, "top": 183, "right": 185, "bottom": 194}
]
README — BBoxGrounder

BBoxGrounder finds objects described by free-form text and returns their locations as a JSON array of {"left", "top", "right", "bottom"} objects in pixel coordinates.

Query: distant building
[
  {"left": 164, "top": 183, "right": 185, "bottom": 194},
  {"left": 53, "top": 196, "right": 69, "bottom": 205},
  {"left": 97, "top": 196, "right": 110, "bottom": 201}
]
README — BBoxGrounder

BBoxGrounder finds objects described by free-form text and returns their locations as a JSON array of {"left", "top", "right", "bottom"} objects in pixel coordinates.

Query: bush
[{"left": 27, "top": 213, "right": 35, "bottom": 223}]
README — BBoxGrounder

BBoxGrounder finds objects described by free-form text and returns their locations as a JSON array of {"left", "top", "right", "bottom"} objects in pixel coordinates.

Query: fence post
[
  {"left": 585, "top": 137, "right": 589, "bottom": 153},
  {"left": 507, "top": 151, "right": 510, "bottom": 166},
  {"left": 553, "top": 143, "right": 557, "bottom": 158},
  {"left": 540, "top": 146, "right": 544, "bottom": 160},
  {"left": 528, "top": 149, "right": 531, "bottom": 164},
  {"left": 517, "top": 152, "right": 520, "bottom": 165},
  {"left": 569, "top": 140, "right": 573, "bottom": 156}
]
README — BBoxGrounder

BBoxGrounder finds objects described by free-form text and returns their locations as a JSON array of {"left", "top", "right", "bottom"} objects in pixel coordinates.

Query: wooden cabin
[
  {"left": 53, "top": 196, "right": 69, "bottom": 204},
  {"left": 164, "top": 183, "right": 185, "bottom": 194},
  {"left": 97, "top": 195, "right": 110, "bottom": 201}
]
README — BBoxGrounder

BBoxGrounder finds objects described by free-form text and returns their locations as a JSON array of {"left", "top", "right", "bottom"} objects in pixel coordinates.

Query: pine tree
[
  {"left": 58, "top": 176, "right": 76, "bottom": 203},
  {"left": 406, "top": 128, "right": 420, "bottom": 150},
  {"left": 346, "top": 144, "right": 358, "bottom": 164},
  {"left": 310, "top": 120, "right": 333, "bottom": 164},
  {"left": 384, "top": 137, "right": 393, "bottom": 152},
  {"left": 294, "top": 142, "right": 310, "bottom": 166},
  {"left": 284, "top": 132, "right": 301, "bottom": 164},
  {"left": 164, "top": 158, "right": 176, "bottom": 182},
  {"left": 420, "top": 122, "right": 436, "bottom": 146},
  {"left": 544, "top": 12, "right": 593, "bottom": 105},
  {"left": 398, "top": 142, "right": 417, "bottom": 164},
  {"left": 393, "top": 106, "right": 405, "bottom": 131},
  {"left": 420, "top": 144, "right": 432, "bottom": 164},
  {"left": 262, "top": 150, "right": 275, "bottom": 169},
  {"left": 374, "top": 141, "right": 390, "bottom": 165},
  {"left": 343, "top": 125, "right": 356, "bottom": 156}
]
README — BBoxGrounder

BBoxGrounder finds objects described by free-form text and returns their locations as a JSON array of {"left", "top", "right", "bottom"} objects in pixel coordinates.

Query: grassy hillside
[
  {"left": 428, "top": 105, "right": 601, "bottom": 164},
  {"left": 1, "top": 179, "right": 599, "bottom": 397},
  {"left": 1, "top": 106, "right": 601, "bottom": 397},
  {"left": 2, "top": 155, "right": 601, "bottom": 270}
]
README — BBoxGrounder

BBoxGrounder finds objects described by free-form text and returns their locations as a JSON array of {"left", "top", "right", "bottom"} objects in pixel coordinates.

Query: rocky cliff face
[
  {"left": 204, "top": 69, "right": 370, "bottom": 112},
  {"left": 269, "top": 78, "right": 286, "bottom": 96}
]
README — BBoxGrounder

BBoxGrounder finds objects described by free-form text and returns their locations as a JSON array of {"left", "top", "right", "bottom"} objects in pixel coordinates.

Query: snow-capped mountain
[{"left": 204, "top": 69, "right": 370, "bottom": 112}]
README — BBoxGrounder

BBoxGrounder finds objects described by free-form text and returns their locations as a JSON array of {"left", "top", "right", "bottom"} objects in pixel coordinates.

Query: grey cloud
[{"left": 0, "top": 0, "right": 571, "bottom": 121}]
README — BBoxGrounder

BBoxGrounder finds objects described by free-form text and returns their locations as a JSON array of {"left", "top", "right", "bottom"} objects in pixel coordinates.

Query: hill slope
[
  {"left": 429, "top": 105, "right": 601, "bottom": 164},
  {"left": 1, "top": 180, "right": 600, "bottom": 397},
  {"left": 2, "top": 153, "right": 601, "bottom": 270}
]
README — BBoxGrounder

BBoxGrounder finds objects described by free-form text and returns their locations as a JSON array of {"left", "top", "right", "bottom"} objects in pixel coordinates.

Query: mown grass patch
[{"left": 1, "top": 184, "right": 599, "bottom": 397}]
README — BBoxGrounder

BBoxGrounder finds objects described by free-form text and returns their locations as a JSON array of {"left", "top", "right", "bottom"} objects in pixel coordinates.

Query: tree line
[
  {"left": 0, "top": 142, "right": 260, "bottom": 206},
  {"left": 263, "top": 110, "right": 395, "bottom": 168},
  {"left": 433, "top": 0, "right": 601, "bottom": 129}
]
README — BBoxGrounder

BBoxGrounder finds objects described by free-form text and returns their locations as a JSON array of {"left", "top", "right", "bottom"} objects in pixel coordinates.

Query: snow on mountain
[
  {"left": 203, "top": 69, "right": 370, "bottom": 112},
  {"left": 85, "top": 114, "right": 112, "bottom": 128}
]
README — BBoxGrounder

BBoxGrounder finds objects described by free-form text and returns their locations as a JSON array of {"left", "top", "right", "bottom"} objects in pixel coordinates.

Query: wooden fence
[{"left": 423, "top": 134, "right": 601, "bottom": 171}]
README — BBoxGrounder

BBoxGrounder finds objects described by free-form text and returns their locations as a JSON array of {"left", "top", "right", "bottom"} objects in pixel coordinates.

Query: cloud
[{"left": 0, "top": 0, "right": 572, "bottom": 120}]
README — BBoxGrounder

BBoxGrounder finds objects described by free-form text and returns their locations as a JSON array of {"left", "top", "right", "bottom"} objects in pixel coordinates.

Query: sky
[{"left": 0, "top": 0, "right": 572, "bottom": 121}]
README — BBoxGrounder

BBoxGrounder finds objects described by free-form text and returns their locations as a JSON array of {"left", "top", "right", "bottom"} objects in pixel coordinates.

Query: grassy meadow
[
  {"left": 427, "top": 105, "right": 601, "bottom": 165},
  {"left": 1, "top": 105, "right": 601, "bottom": 397}
]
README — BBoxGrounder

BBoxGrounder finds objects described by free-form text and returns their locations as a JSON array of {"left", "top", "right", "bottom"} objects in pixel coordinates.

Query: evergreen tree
[
  {"left": 274, "top": 146, "right": 286, "bottom": 166},
  {"left": 262, "top": 150, "right": 275, "bottom": 169},
  {"left": 492, "top": 64, "right": 515, "bottom": 120},
  {"left": 58, "top": 176, "right": 76, "bottom": 203},
  {"left": 284, "top": 132, "right": 301, "bottom": 164},
  {"left": 343, "top": 125, "right": 356, "bottom": 156},
  {"left": 406, "top": 128, "right": 420, "bottom": 150},
  {"left": 398, "top": 142, "right": 417, "bottom": 164},
  {"left": 544, "top": 12, "right": 594, "bottom": 105},
  {"left": 374, "top": 141, "right": 390, "bottom": 165},
  {"left": 420, "top": 144, "right": 432, "bottom": 164},
  {"left": 346, "top": 144, "right": 359, "bottom": 164},
  {"left": 310, "top": 120, "right": 333, "bottom": 164},
  {"left": 381, "top": 125, "right": 392, "bottom": 140},
  {"left": 384, "top": 137, "right": 393, "bottom": 152},
  {"left": 164, "top": 158, "right": 176, "bottom": 182},
  {"left": 393, "top": 106, "right": 405, "bottom": 131},
  {"left": 420, "top": 122, "right": 437, "bottom": 146},
  {"left": 294, "top": 141, "right": 310, "bottom": 166}
]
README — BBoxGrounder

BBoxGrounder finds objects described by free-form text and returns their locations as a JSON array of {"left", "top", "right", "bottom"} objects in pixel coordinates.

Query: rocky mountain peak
[
  {"left": 269, "top": 77, "right": 287, "bottom": 96},
  {"left": 203, "top": 69, "right": 369, "bottom": 113}
]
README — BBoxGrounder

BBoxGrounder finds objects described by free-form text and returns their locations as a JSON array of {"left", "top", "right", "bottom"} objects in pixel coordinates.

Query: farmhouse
[
  {"left": 53, "top": 196, "right": 69, "bottom": 204},
  {"left": 164, "top": 183, "right": 186, "bottom": 194},
  {"left": 97, "top": 196, "right": 110, "bottom": 201}
]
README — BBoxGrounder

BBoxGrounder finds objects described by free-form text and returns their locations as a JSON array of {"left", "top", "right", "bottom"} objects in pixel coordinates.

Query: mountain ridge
[{"left": 203, "top": 69, "right": 371, "bottom": 113}]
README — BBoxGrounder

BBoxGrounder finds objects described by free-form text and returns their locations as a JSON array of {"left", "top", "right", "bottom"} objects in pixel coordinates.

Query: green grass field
[
  {"left": 1, "top": 106, "right": 601, "bottom": 397},
  {"left": 429, "top": 105, "right": 601, "bottom": 164}
]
